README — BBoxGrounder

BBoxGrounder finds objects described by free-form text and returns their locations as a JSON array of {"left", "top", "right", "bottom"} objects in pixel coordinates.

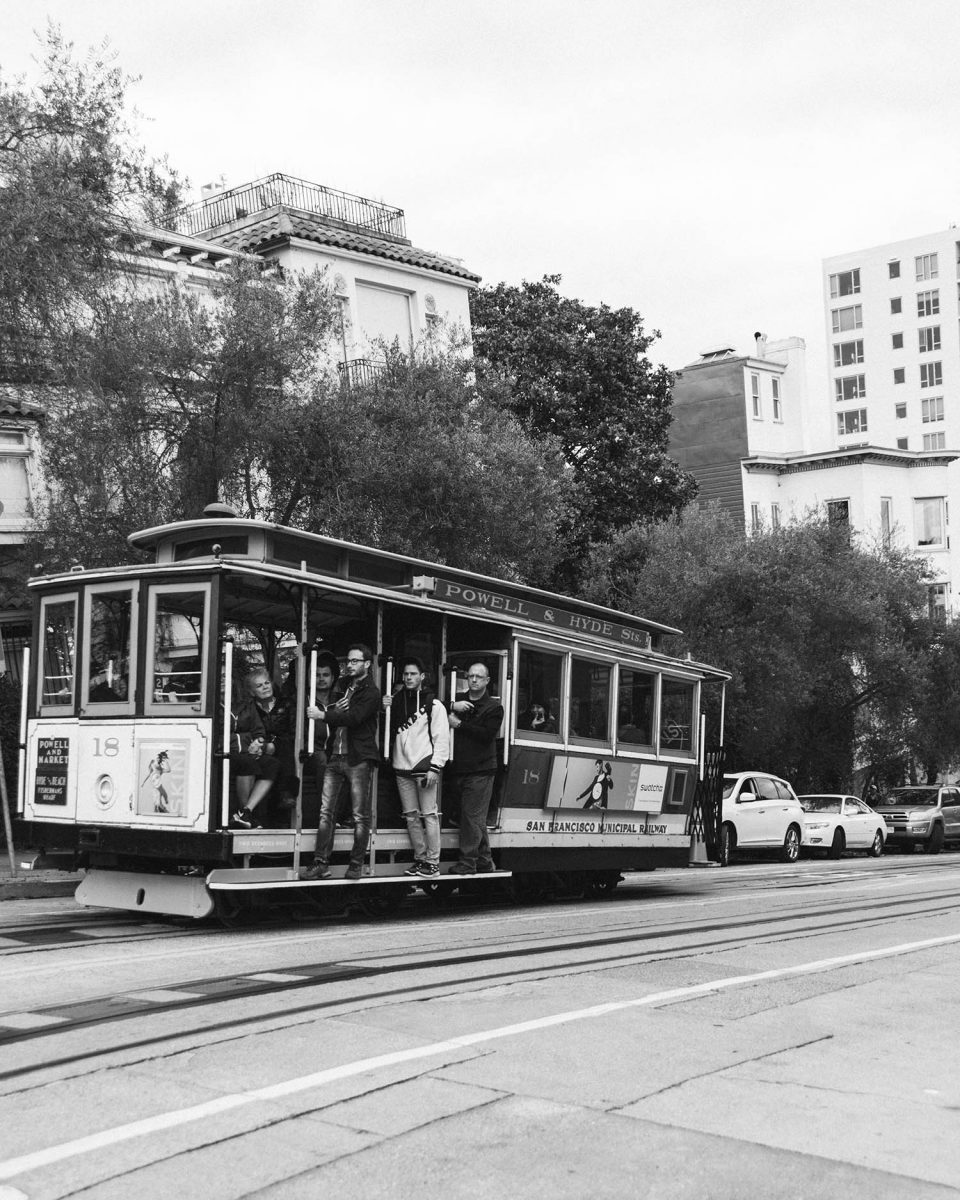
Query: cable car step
[{"left": 206, "top": 867, "right": 512, "bottom": 889}]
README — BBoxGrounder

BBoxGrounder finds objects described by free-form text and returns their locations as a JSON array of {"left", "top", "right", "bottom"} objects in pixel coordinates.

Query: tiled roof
[
  {"left": 0, "top": 386, "right": 44, "bottom": 418},
  {"left": 209, "top": 210, "right": 480, "bottom": 284}
]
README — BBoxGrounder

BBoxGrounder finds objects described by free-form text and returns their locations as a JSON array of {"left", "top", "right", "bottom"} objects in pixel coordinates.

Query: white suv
[{"left": 720, "top": 772, "right": 805, "bottom": 866}]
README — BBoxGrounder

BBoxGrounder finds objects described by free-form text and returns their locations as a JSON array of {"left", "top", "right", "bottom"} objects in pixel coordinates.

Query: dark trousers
[
  {"left": 314, "top": 756, "right": 373, "bottom": 868},
  {"left": 448, "top": 772, "right": 495, "bottom": 871}
]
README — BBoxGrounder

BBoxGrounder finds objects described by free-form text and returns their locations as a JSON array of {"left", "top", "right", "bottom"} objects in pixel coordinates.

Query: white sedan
[{"left": 798, "top": 794, "right": 885, "bottom": 858}]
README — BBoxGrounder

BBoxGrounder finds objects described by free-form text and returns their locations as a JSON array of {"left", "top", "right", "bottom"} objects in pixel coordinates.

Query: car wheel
[
  {"left": 869, "top": 830, "right": 884, "bottom": 857},
  {"left": 828, "top": 828, "right": 845, "bottom": 859},
  {"left": 719, "top": 823, "right": 736, "bottom": 867},
  {"left": 780, "top": 825, "right": 801, "bottom": 863},
  {"left": 925, "top": 824, "right": 945, "bottom": 854}
]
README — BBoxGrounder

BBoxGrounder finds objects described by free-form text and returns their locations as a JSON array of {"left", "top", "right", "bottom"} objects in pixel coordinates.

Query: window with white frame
[
  {"left": 914, "top": 496, "right": 946, "bottom": 547},
  {"left": 833, "top": 339, "right": 864, "bottom": 366},
  {"left": 923, "top": 432, "right": 946, "bottom": 451},
  {"left": 920, "top": 362, "right": 943, "bottom": 388},
  {"left": 834, "top": 374, "right": 866, "bottom": 402},
  {"left": 771, "top": 377, "right": 782, "bottom": 420},
  {"left": 917, "top": 289, "right": 939, "bottom": 317},
  {"left": 837, "top": 409, "right": 867, "bottom": 436},
  {"left": 915, "top": 253, "right": 939, "bottom": 281},
  {"left": 919, "top": 326, "right": 941, "bottom": 353},
  {"left": 829, "top": 269, "right": 860, "bottom": 298},
  {"left": 0, "top": 429, "right": 33, "bottom": 521},
  {"left": 897, "top": 437, "right": 909, "bottom": 449},
  {"left": 771, "top": 503, "right": 781, "bottom": 529},
  {"left": 831, "top": 305, "right": 862, "bottom": 333},
  {"left": 921, "top": 396, "right": 944, "bottom": 423},
  {"left": 750, "top": 373, "right": 760, "bottom": 418},
  {"left": 890, "top": 297, "right": 902, "bottom": 314},
  {"left": 928, "top": 582, "right": 949, "bottom": 622},
  {"left": 895, "top": 402, "right": 907, "bottom": 418},
  {"left": 880, "top": 497, "right": 892, "bottom": 548},
  {"left": 750, "top": 502, "right": 762, "bottom": 533},
  {"left": 892, "top": 332, "right": 904, "bottom": 350},
  {"left": 894, "top": 367, "right": 906, "bottom": 384}
]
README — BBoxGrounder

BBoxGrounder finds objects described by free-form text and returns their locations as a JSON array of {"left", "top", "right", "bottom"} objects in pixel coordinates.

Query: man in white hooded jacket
[{"left": 384, "top": 657, "right": 450, "bottom": 876}]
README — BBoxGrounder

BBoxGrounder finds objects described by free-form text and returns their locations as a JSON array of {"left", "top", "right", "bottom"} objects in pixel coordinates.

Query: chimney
[{"left": 753, "top": 331, "right": 767, "bottom": 358}]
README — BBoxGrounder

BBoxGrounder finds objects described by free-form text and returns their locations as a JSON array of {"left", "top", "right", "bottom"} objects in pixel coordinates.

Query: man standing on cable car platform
[
  {"left": 447, "top": 663, "right": 503, "bottom": 874},
  {"left": 300, "top": 644, "right": 382, "bottom": 881}
]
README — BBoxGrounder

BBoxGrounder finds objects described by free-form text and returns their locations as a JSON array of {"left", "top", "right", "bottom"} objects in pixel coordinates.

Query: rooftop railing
[{"left": 169, "top": 173, "right": 407, "bottom": 242}]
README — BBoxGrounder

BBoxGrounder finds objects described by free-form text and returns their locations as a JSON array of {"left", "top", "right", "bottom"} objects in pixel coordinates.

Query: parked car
[
  {"left": 869, "top": 786, "right": 960, "bottom": 853},
  {"left": 797, "top": 794, "right": 885, "bottom": 858},
  {"left": 720, "top": 772, "right": 805, "bottom": 866}
]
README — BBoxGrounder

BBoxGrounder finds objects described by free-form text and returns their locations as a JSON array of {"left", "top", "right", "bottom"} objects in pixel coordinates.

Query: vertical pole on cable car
[
  {"left": 501, "top": 668, "right": 512, "bottom": 767},
  {"left": 383, "top": 657, "right": 394, "bottom": 761},
  {"left": 370, "top": 603, "right": 383, "bottom": 875},
  {"left": 291, "top": 581, "right": 309, "bottom": 878},
  {"left": 698, "top": 713, "right": 706, "bottom": 781},
  {"left": 8, "top": 646, "right": 29, "bottom": 878},
  {"left": 221, "top": 636, "right": 234, "bottom": 829},
  {"left": 448, "top": 667, "right": 459, "bottom": 759}
]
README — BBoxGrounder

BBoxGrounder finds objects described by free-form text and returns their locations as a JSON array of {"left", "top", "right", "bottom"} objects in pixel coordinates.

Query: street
[{"left": 1, "top": 854, "right": 959, "bottom": 1199}]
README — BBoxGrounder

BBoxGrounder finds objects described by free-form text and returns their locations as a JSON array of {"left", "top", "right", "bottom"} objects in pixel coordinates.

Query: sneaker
[
  {"left": 300, "top": 862, "right": 332, "bottom": 881},
  {"left": 476, "top": 860, "right": 495, "bottom": 874},
  {"left": 230, "top": 809, "right": 254, "bottom": 829},
  {"left": 417, "top": 862, "right": 440, "bottom": 877},
  {"left": 403, "top": 861, "right": 423, "bottom": 876},
  {"left": 449, "top": 862, "right": 475, "bottom": 875},
  {"left": 344, "top": 864, "right": 363, "bottom": 881}
]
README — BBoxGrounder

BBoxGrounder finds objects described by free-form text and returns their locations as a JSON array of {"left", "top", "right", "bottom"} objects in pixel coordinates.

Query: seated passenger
[
  {"left": 519, "top": 703, "right": 557, "bottom": 733},
  {"left": 246, "top": 668, "right": 299, "bottom": 823},
  {"left": 229, "top": 693, "right": 282, "bottom": 829}
]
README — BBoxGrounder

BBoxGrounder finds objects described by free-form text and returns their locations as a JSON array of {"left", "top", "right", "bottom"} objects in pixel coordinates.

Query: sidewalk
[{"left": 0, "top": 848, "right": 83, "bottom": 901}]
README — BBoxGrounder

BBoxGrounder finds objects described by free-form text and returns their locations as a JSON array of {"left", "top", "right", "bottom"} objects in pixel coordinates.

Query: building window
[
  {"left": 923, "top": 432, "right": 946, "bottom": 451},
  {"left": 920, "top": 362, "right": 943, "bottom": 388},
  {"left": 890, "top": 297, "right": 902, "bottom": 314},
  {"left": 827, "top": 499, "right": 850, "bottom": 528},
  {"left": 897, "top": 437, "right": 909, "bottom": 449},
  {"left": 928, "top": 583, "right": 949, "bottom": 622},
  {"left": 834, "top": 374, "right": 866, "bottom": 402},
  {"left": 889, "top": 260, "right": 900, "bottom": 279},
  {"left": 915, "top": 253, "right": 939, "bottom": 281},
  {"left": 771, "top": 377, "right": 782, "bottom": 420},
  {"left": 880, "top": 497, "right": 892, "bottom": 549},
  {"left": 921, "top": 396, "right": 944, "bottom": 423},
  {"left": 833, "top": 339, "right": 864, "bottom": 366},
  {"left": 893, "top": 367, "right": 905, "bottom": 384},
  {"left": 829, "top": 269, "right": 861, "bottom": 298},
  {"left": 919, "top": 326, "right": 941, "bottom": 353},
  {"left": 895, "top": 402, "right": 907, "bottom": 419},
  {"left": 891, "top": 332, "right": 904, "bottom": 350},
  {"left": 831, "top": 305, "right": 862, "bottom": 333},
  {"left": 771, "top": 503, "right": 781, "bottom": 529},
  {"left": 837, "top": 409, "right": 867, "bottom": 436},
  {"left": 914, "top": 497, "right": 946, "bottom": 547},
  {"left": 750, "top": 373, "right": 760, "bottom": 418},
  {"left": 917, "top": 289, "right": 939, "bottom": 317},
  {"left": 750, "top": 502, "right": 762, "bottom": 534}
]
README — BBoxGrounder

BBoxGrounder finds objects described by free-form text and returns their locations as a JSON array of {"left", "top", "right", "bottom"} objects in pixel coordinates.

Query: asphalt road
[{"left": 1, "top": 854, "right": 959, "bottom": 1199}]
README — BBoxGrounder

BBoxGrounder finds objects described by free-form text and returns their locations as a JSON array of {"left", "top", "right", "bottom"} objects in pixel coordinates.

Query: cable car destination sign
[{"left": 428, "top": 576, "right": 652, "bottom": 650}]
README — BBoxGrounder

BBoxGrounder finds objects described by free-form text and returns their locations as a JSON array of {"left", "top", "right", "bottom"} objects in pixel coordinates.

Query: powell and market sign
[{"left": 431, "top": 578, "right": 652, "bottom": 650}]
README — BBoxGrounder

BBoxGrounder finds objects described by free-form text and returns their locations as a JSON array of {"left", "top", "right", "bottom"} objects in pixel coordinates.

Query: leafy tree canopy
[
  {"left": 0, "top": 26, "right": 184, "bottom": 377},
  {"left": 470, "top": 274, "right": 697, "bottom": 587},
  {"left": 581, "top": 504, "right": 933, "bottom": 791}
]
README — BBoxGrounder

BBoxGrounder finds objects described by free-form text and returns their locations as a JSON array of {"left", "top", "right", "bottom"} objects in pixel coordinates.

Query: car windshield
[
  {"left": 891, "top": 789, "right": 937, "bottom": 807},
  {"left": 800, "top": 796, "right": 841, "bottom": 814}
]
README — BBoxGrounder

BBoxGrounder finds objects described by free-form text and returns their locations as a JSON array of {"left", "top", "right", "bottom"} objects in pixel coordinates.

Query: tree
[
  {"left": 581, "top": 505, "right": 932, "bottom": 791},
  {"left": 0, "top": 26, "right": 183, "bottom": 381},
  {"left": 470, "top": 274, "right": 697, "bottom": 587}
]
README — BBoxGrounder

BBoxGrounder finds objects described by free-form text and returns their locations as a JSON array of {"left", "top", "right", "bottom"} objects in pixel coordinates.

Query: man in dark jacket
[
  {"left": 447, "top": 662, "right": 503, "bottom": 874},
  {"left": 301, "top": 643, "right": 382, "bottom": 881}
]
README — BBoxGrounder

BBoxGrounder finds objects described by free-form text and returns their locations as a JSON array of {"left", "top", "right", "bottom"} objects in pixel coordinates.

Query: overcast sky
[{"left": 5, "top": 0, "right": 960, "bottom": 383}]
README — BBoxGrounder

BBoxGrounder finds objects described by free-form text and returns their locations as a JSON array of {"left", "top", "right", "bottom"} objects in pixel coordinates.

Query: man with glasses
[
  {"left": 447, "top": 662, "right": 503, "bottom": 874},
  {"left": 301, "top": 644, "right": 382, "bottom": 881}
]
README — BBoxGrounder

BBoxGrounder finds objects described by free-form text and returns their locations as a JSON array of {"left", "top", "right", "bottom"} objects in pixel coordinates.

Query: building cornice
[{"left": 743, "top": 445, "right": 959, "bottom": 475}]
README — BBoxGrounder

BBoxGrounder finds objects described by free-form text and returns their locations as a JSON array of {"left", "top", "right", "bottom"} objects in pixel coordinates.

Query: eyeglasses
[{"left": 346, "top": 658, "right": 367, "bottom": 665}]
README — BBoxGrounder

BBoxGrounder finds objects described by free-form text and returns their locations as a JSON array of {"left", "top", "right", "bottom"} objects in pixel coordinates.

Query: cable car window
[
  {"left": 39, "top": 595, "right": 77, "bottom": 711},
  {"left": 660, "top": 678, "right": 695, "bottom": 754},
  {"left": 84, "top": 586, "right": 136, "bottom": 710},
  {"left": 617, "top": 668, "right": 655, "bottom": 747},
  {"left": 569, "top": 658, "right": 611, "bottom": 742},
  {"left": 516, "top": 646, "right": 563, "bottom": 739},
  {"left": 146, "top": 585, "right": 209, "bottom": 713}
]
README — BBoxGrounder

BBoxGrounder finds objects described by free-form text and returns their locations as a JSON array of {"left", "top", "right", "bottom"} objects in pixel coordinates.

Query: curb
[{"left": 0, "top": 876, "right": 82, "bottom": 901}]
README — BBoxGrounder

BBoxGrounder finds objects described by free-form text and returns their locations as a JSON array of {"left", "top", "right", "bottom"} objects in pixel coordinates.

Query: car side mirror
[{"left": 738, "top": 791, "right": 754, "bottom": 803}]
